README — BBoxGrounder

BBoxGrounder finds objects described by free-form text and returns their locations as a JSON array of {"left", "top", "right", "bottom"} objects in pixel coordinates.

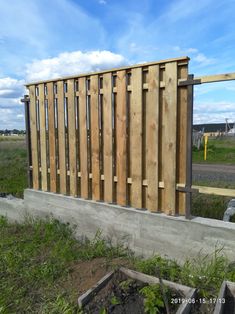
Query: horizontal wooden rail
[
  {"left": 192, "top": 185, "right": 235, "bottom": 197},
  {"left": 179, "top": 72, "right": 235, "bottom": 86}
]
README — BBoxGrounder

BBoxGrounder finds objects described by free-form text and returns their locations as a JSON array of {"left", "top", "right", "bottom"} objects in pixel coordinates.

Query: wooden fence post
[
  {"left": 185, "top": 74, "right": 194, "bottom": 219},
  {"left": 21, "top": 95, "right": 32, "bottom": 189}
]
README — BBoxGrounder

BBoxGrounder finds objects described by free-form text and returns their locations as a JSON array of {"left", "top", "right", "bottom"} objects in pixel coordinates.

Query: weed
[{"left": 140, "top": 284, "right": 166, "bottom": 314}]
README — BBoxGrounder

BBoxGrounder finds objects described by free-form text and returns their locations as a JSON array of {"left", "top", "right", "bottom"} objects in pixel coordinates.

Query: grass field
[
  {"left": 193, "top": 137, "right": 235, "bottom": 164},
  {"left": 0, "top": 138, "right": 27, "bottom": 198},
  {"left": 1, "top": 217, "right": 235, "bottom": 313}
]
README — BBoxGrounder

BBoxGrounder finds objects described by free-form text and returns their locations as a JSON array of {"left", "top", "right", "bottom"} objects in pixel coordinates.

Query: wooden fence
[{"left": 25, "top": 57, "right": 191, "bottom": 216}]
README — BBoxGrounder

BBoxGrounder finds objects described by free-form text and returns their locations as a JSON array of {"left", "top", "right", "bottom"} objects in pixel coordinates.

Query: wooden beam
[
  {"left": 192, "top": 185, "right": 235, "bottom": 197},
  {"left": 196, "top": 72, "right": 235, "bottom": 84},
  {"left": 179, "top": 72, "right": 235, "bottom": 86}
]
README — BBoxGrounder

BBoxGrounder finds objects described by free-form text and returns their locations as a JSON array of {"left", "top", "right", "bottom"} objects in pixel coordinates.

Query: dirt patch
[{"left": 61, "top": 257, "right": 131, "bottom": 298}]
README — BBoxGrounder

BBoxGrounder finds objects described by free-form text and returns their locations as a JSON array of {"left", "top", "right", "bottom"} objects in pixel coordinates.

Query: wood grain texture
[
  {"left": 177, "top": 65, "right": 188, "bottom": 214},
  {"left": 130, "top": 68, "right": 142, "bottom": 208},
  {"left": 103, "top": 73, "right": 113, "bottom": 203},
  {"left": 47, "top": 82, "right": 57, "bottom": 192},
  {"left": 116, "top": 70, "right": 127, "bottom": 206},
  {"left": 90, "top": 75, "right": 100, "bottom": 200},
  {"left": 163, "top": 62, "right": 178, "bottom": 215},
  {"left": 39, "top": 84, "right": 48, "bottom": 191},
  {"left": 79, "top": 77, "right": 89, "bottom": 198},
  {"left": 29, "top": 86, "right": 39, "bottom": 190},
  {"left": 146, "top": 65, "right": 159, "bottom": 212},
  {"left": 67, "top": 79, "right": 77, "bottom": 196},
  {"left": 57, "top": 80, "right": 67, "bottom": 194}
]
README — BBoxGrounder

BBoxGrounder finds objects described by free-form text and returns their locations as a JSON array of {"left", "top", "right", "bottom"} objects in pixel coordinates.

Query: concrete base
[{"left": 1, "top": 189, "right": 235, "bottom": 263}]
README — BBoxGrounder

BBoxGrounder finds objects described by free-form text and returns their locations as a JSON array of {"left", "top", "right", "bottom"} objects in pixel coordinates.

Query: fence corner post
[
  {"left": 21, "top": 95, "right": 32, "bottom": 189},
  {"left": 185, "top": 74, "right": 194, "bottom": 219}
]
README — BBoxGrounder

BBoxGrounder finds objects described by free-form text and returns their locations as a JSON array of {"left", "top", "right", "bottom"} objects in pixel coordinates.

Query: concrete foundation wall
[{"left": 1, "top": 189, "right": 235, "bottom": 263}]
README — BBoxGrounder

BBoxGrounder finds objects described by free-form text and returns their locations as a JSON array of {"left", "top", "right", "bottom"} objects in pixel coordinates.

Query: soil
[
  {"left": 60, "top": 257, "right": 131, "bottom": 300},
  {"left": 83, "top": 271, "right": 180, "bottom": 314}
]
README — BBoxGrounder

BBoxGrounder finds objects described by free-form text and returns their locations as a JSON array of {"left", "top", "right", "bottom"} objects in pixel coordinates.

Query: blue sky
[{"left": 0, "top": 0, "right": 235, "bottom": 129}]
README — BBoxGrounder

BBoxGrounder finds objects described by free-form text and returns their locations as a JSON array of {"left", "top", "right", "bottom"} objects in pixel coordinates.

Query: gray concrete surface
[
  {"left": 0, "top": 195, "right": 26, "bottom": 222},
  {"left": 1, "top": 189, "right": 235, "bottom": 264}
]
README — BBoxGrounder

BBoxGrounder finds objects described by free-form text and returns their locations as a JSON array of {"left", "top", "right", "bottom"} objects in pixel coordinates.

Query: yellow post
[{"left": 204, "top": 135, "right": 208, "bottom": 160}]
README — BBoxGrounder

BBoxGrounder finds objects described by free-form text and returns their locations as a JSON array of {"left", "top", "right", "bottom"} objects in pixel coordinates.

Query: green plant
[
  {"left": 110, "top": 296, "right": 120, "bottom": 305},
  {"left": 119, "top": 279, "right": 135, "bottom": 291},
  {"left": 135, "top": 255, "right": 180, "bottom": 282},
  {"left": 140, "top": 284, "right": 167, "bottom": 314}
]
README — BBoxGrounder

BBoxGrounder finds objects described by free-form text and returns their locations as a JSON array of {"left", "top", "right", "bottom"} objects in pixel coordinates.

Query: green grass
[
  {"left": 0, "top": 217, "right": 128, "bottom": 313},
  {"left": 193, "top": 137, "right": 235, "bottom": 164},
  {"left": 0, "top": 217, "right": 235, "bottom": 313},
  {"left": 0, "top": 139, "right": 27, "bottom": 197}
]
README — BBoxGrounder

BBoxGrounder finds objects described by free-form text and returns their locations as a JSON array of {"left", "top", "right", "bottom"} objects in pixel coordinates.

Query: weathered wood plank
[
  {"left": 67, "top": 79, "right": 77, "bottom": 197},
  {"left": 130, "top": 68, "right": 142, "bottom": 208},
  {"left": 47, "top": 82, "right": 57, "bottom": 193},
  {"left": 57, "top": 80, "right": 67, "bottom": 194},
  {"left": 103, "top": 73, "right": 113, "bottom": 203},
  {"left": 116, "top": 70, "right": 127, "bottom": 206},
  {"left": 192, "top": 185, "right": 235, "bottom": 197},
  {"left": 177, "top": 65, "right": 188, "bottom": 215},
  {"left": 195, "top": 72, "right": 235, "bottom": 84},
  {"left": 146, "top": 65, "right": 159, "bottom": 212},
  {"left": 163, "top": 62, "right": 178, "bottom": 215},
  {"left": 79, "top": 77, "right": 89, "bottom": 198},
  {"left": 39, "top": 84, "right": 48, "bottom": 191},
  {"left": 28, "top": 86, "right": 39, "bottom": 190},
  {"left": 90, "top": 75, "right": 100, "bottom": 200}
]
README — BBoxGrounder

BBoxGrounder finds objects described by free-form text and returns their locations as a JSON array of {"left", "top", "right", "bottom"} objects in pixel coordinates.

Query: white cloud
[
  {"left": 0, "top": 77, "right": 25, "bottom": 98},
  {"left": 26, "top": 50, "right": 128, "bottom": 82},
  {"left": 193, "top": 53, "right": 216, "bottom": 66},
  {"left": 194, "top": 100, "right": 235, "bottom": 124},
  {"left": 99, "top": 0, "right": 107, "bottom": 4}
]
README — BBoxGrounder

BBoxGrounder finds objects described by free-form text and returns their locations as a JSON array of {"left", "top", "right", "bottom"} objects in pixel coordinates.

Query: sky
[{"left": 0, "top": 0, "right": 235, "bottom": 129}]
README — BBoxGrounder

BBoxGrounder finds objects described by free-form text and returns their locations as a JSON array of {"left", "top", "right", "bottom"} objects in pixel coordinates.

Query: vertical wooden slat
[
  {"left": 39, "top": 84, "right": 47, "bottom": 191},
  {"left": 29, "top": 86, "right": 39, "bottom": 190},
  {"left": 67, "top": 79, "right": 77, "bottom": 197},
  {"left": 57, "top": 80, "right": 67, "bottom": 194},
  {"left": 130, "top": 68, "right": 142, "bottom": 208},
  {"left": 79, "top": 77, "right": 89, "bottom": 198},
  {"left": 146, "top": 65, "right": 160, "bottom": 212},
  {"left": 177, "top": 65, "right": 188, "bottom": 215},
  {"left": 103, "top": 73, "right": 113, "bottom": 203},
  {"left": 164, "top": 62, "right": 178, "bottom": 215},
  {"left": 116, "top": 70, "right": 127, "bottom": 206},
  {"left": 47, "top": 82, "right": 57, "bottom": 193},
  {"left": 90, "top": 75, "right": 100, "bottom": 200}
]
